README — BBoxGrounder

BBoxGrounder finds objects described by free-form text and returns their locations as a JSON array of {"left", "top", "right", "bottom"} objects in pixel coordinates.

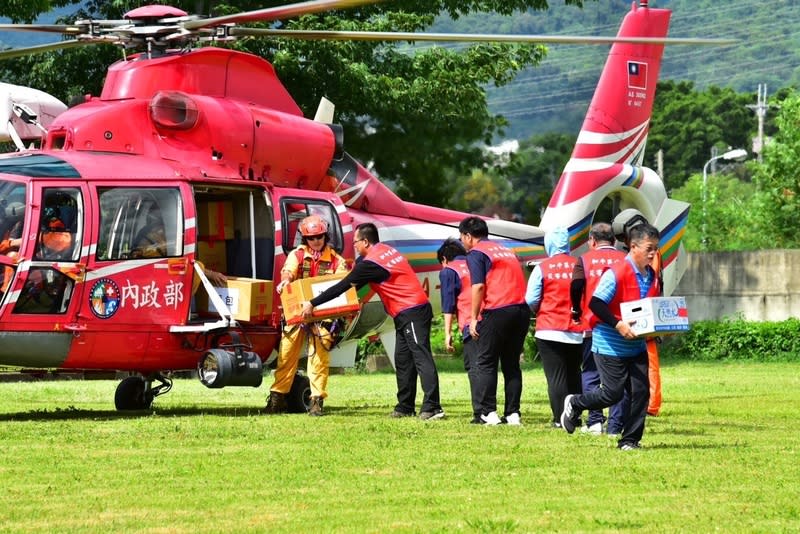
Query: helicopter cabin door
[
  {"left": 191, "top": 185, "right": 277, "bottom": 324},
  {"left": 2, "top": 183, "right": 90, "bottom": 367},
  {"left": 69, "top": 183, "right": 189, "bottom": 370}
]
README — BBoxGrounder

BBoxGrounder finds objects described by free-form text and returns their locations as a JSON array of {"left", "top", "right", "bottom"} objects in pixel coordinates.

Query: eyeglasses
[
  {"left": 306, "top": 234, "right": 325, "bottom": 241},
  {"left": 632, "top": 242, "right": 659, "bottom": 253},
  {"left": 353, "top": 237, "right": 365, "bottom": 245}
]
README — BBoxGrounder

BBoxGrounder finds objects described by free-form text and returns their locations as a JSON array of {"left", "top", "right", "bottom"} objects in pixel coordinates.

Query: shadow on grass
[
  {"left": 0, "top": 405, "right": 273, "bottom": 422},
  {"left": 0, "top": 403, "right": 425, "bottom": 421}
]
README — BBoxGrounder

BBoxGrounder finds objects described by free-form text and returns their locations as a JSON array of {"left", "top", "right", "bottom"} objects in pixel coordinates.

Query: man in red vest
[
  {"left": 561, "top": 223, "right": 661, "bottom": 450},
  {"left": 302, "top": 222, "right": 444, "bottom": 420},
  {"left": 526, "top": 226, "right": 584, "bottom": 428},
  {"left": 569, "top": 222, "right": 626, "bottom": 434},
  {"left": 437, "top": 238, "right": 483, "bottom": 423},
  {"left": 458, "top": 216, "right": 530, "bottom": 426},
  {"left": 612, "top": 209, "right": 664, "bottom": 419}
]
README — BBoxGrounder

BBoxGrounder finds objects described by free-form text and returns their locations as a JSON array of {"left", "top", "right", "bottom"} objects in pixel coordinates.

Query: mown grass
[{"left": 0, "top": 359, "right": 798, "bottom": 533}]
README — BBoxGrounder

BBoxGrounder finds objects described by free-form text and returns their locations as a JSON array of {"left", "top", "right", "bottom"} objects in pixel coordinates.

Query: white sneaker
[
  {"left": 505, "top": 412, "right": 522, "bottom": 426},
  {"left": 480, "top": 411, "right": 502, "bottom": 426},
  {"left": 580, "top": 422, "right": 603, "bottom": 435}
]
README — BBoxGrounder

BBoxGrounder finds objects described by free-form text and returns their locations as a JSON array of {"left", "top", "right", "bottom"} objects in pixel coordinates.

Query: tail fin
[{"left": 540, "top": 4, "right": 688, "bottom": 295}]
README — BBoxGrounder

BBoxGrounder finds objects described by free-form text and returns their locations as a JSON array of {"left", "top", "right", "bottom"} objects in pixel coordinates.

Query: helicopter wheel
[
  {"left": 114, "top": 376, "right": 154, "bottom": 411},
  {"left": 286, "top": 373, "right": 311, "bottom": 413}
]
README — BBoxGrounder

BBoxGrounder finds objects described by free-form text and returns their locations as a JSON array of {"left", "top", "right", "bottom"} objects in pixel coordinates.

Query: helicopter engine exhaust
[{"left": 198, "top": 348, "right": 263, "bottom": 389}]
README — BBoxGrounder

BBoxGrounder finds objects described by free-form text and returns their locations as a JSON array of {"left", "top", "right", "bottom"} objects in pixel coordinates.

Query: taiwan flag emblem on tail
[{"left": 627, "top": 61, "right": 648, "bottom": 90}]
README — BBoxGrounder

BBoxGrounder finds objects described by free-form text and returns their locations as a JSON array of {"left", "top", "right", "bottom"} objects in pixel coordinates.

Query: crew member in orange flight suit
[
  {"left": 459, "top": 216, "right": 531, "bottom": 426},
  {"left": 0, "top": 202, "right": 24, "bottom": 293},
  {"left": 265, "top": 215, "right": 347, "bottom": 417},
  {"left": 302, "top": 222, "right": 445, "bottom": 421}
]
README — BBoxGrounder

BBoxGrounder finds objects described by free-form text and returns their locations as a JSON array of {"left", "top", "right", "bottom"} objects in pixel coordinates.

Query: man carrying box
[
  {"left": 560, "top": 223, "right": 660, "bottom": 450},
  {"left": 301, "top": 222, "right": 445, "bottom": 421},
  {"left": 265, "top": 215, "right": 347, "bottom": 417}
]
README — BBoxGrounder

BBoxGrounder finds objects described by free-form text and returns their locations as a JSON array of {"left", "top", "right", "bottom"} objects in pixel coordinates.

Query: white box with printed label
[{"left": 620, "top": 296, "right": 689, "bottom": 338}]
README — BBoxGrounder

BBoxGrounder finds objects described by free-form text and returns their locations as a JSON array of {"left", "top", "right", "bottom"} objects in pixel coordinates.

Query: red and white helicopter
[{"left": 0, "top": 0, "right": 727, "bottom": 411}]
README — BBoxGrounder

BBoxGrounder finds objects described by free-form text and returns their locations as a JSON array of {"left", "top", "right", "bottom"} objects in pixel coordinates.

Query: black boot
[
  {"left": 264, "top": 391, "right": 287, "bottom": 414},
  {"left": 308, "top": 396, "right": 324, "bottom": 417}
]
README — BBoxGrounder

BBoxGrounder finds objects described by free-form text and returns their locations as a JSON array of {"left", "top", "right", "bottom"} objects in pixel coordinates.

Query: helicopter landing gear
[
  {"left": 286, "top": 373, "right": 311, "bottom": 413},
  {"left": 114, "top": 373, "right": 173, "bottom": 411}
]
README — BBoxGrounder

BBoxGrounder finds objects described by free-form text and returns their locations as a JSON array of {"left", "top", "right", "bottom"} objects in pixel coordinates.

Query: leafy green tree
[
  {"left": 648, "top": 81, "right": 754, "bottom": 191},
  {"left": 751, "top": 91, "right": 800, "bottom": 248},
  {"left": 454, "top": 169, "right": 508, "bottom": 215},
  {"left": 0, "top": 0, "right": 590, "bottom": 207},
  {"left": 505, "top": 133, "right": 573, "bottom": 224},
  {"left": 672, "top": 171, "right": 758, "bottom": 252}
]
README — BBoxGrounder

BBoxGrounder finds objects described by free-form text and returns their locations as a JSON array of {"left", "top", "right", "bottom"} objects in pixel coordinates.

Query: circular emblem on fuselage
[{"left": 89, "top": 278, "right": 121, "bottom": 319}]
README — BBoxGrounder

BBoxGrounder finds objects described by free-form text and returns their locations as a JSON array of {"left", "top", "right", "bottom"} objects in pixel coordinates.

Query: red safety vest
[
  {"left": 581, "top": 246, "right": 626, "bottom": 328},
  {"left": 444, "top": 258, "right": 475, "bottom": 331},
  {"left": 364, "top": 242, "right": 428, "bottom": 318},
  {"left": 607, "top": 259, "right": 660, "bottom": 320},
  {"left": 471, "top": 240, "right": 526, "bottom": 310},
  {"left": 536, "top": 253, "right": 583, "bottom": 333}
]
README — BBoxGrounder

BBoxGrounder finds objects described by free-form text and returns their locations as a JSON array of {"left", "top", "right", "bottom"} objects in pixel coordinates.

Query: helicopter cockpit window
[
  {"left": 280, "top": 199, "right": 343, "bottom": 254},
  {"left": 13, "top": 268, "right": 73, "bottom": 314},
  {"left": 0, "top": 180, "right": 27, "bottom": 300},
  {"left": 0, "top": 181, "right": 26, "bottom": 257},
  {"left": 35, "top": 188, "right": 82, "bottom": 262},
  {"left": 97, "top": 188, "right": 182, "bottom": 261}
]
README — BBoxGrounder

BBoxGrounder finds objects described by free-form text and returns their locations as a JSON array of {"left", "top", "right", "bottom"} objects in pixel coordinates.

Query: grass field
[{"left": 0, "top": 359, "right": 798, "bottom": 533}]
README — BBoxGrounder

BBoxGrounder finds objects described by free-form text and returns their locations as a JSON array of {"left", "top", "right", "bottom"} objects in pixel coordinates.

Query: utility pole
[{"left": 746, "top": 84, "right": 768, "bottom": 163}]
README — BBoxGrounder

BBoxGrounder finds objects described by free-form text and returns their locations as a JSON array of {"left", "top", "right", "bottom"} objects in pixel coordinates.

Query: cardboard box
[
  {"left": 197, "top": 201, "right": 234, "bottom": 240},
  {"left": 197, "top": 277, "right": 273, "bottom": 322},
  {"left": 197, "top": 239, "right": 227, "bottom": 273},
  {"left": 280, "top": 273, "right": 360, "bottom": 325},
  {"left": 620, "top": 296, "right": 689, "bottom": 337}
]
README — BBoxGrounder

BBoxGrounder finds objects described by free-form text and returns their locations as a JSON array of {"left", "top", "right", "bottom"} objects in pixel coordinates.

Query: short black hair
[
  {"left": 355, "top": 222, "right": 380, "bottom": 244},
  {"left": 436, "top": 237, "right": 466, "bottom": 263},
  {"left": 458, "top": 216, "right": 488, "bottom": 239},
  {"left": 629, "top": 223, "right": 660, "bottom": 244},
  {"left": 589, "top": 222, "right": 615, "bottom": 245}
]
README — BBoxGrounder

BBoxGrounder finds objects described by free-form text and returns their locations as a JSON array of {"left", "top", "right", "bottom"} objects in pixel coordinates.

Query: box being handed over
[
  {"left": 281, "top": 273, "right": 360, "bottom": 325},
  {"left": 620, "top": 296, "right": 689, "bottom": 338},
  {"left": 198, "top": 277, "right": 273, "bottom": 322}
]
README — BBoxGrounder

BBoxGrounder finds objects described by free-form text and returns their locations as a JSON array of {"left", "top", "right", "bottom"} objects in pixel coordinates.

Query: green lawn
[{"left": 0, "top": 360, "right": 798, "bottom": 533}]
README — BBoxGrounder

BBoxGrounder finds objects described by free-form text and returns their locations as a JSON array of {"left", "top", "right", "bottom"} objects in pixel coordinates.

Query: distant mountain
[
  {"left": 445, "top": 0, "right": 800, "bottom": 140},
  {"left": 3, "top": 0, "right": 796, "bottom": 143}
]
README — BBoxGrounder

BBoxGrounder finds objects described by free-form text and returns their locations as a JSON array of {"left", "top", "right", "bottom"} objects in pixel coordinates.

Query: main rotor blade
[
  {"left": 0, "top": 23, "right": 82, "bottom": 35},
  {"left": 183, "top": 0, "right": 381, "bottom": 31},
  {"left": 0, "top": 40, "right": 91, "bottom": 60},
  {"left": 231, "top": 28, "right": 738, "bottom": 46}
]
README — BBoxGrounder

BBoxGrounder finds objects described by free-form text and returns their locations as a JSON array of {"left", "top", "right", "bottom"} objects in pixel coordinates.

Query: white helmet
[{"left": 612, "top": 209, "right": 648, "bottom": 241}]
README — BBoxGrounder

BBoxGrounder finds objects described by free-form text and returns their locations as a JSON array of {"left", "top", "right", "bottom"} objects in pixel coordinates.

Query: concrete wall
[{"left": 675, "top": 250, "right": 800, "bottom": 322}]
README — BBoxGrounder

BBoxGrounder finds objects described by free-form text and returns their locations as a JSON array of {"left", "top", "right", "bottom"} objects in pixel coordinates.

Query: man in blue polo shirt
[{"left": 560, "top": 223, "right": 661, "bottom": 450}]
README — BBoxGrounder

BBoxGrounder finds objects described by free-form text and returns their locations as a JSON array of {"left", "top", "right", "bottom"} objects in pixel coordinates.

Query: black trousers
[
  {"left": 537, "top": 337, "right": 583, "bottom": 424},
  {"left": 572, "top": 351, "right": 650, "bottom": 446},
  {"left": 473, "top": 304, "right": 531, "bottom": 417},
  {"left": 462, "top": 336, "right": 479, "bottom": 418},
  {"left": 393, "top": 302, "right": 441, "bottom": 414}
]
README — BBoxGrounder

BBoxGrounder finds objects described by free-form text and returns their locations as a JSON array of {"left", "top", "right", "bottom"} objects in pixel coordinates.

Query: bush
[{"left": 661, "top": 318, "right": 800, "bottom": 362}]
